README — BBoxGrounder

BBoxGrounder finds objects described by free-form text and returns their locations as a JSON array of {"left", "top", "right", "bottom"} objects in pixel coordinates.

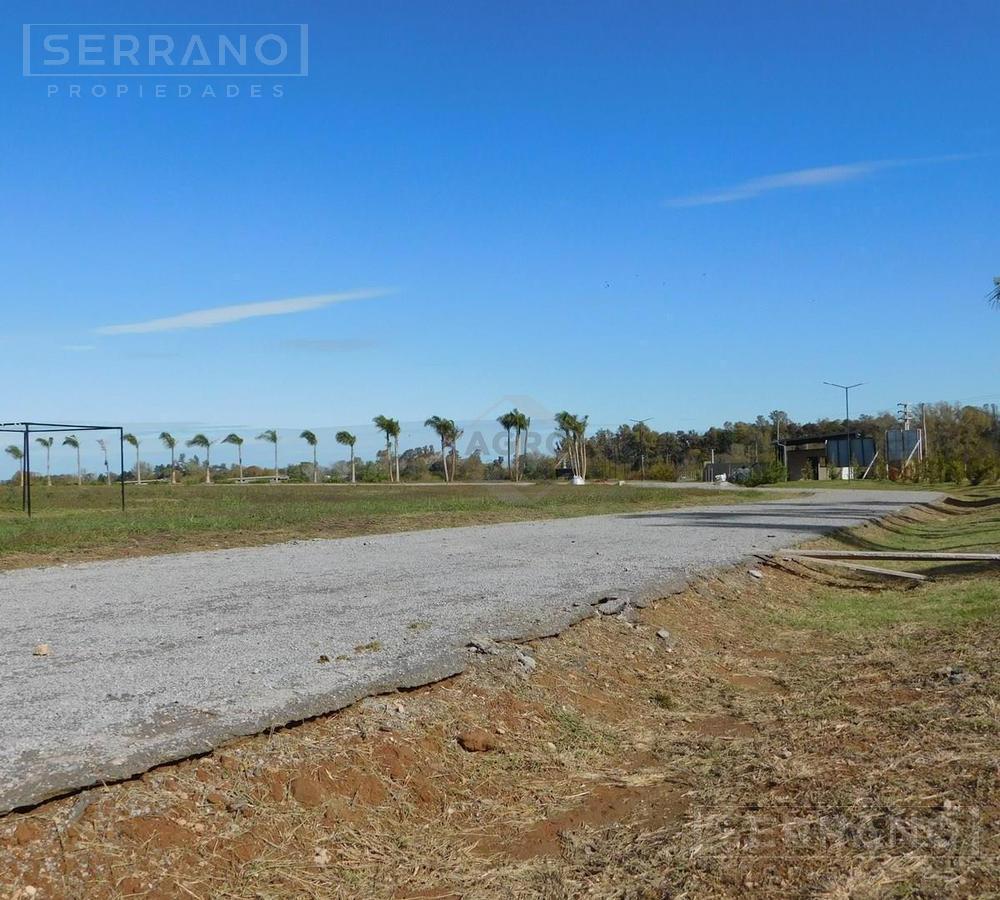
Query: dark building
[{"left": 777, "top": 431, "right": 876, "bottom": 481}]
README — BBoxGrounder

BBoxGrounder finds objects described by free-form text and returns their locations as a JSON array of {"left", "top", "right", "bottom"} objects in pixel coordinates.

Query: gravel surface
[{"left": 0, "top": 488, "right": 937, "bottom": 812}]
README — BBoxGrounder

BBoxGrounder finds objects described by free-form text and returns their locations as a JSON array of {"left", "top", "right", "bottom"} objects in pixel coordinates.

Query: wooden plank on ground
[
  {"left": 778, "top": 554, "right": 928, "bottom": 581},
  {"left": 775, "top": 549, "right": 1000, "bottom": 561}
]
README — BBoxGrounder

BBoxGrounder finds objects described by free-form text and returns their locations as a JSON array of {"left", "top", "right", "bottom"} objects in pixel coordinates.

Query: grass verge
[
  {"left": 784, "top": 579, "right": 999, "bottom": 632},
  {"left": 766, "top": 479, "right": 956, "bottom": 491}
]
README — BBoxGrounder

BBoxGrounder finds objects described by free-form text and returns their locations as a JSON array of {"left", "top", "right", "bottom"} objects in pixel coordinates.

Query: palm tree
[
  {"left": 63, "top": 434, "right": 82, "bottom": 485},
  {"left": 35, "top": 437, "right": 54, "bottom": 486},
  {"left": 387, "top": 418, "right": 401, "bottom": 483},
  {"left": 123, "top": 433, "right": 141, "bottom": 484},
  {"left": 335, "top": 431, "right": 357, "bottom": 483},
  {"left": 5, "top": 444, "right": 24, "bottom": 486},
  {"left": 222, "top": 433, "right": 244, "bottom": 481},
  {"left": 443, "top": 419, "right": 462, "bottom": 483},
  {"left": 159, "top": 432, "right": 178, "bottom": 484},
  {"left": 424, "top": 416, "right": 451, "bottom": 482},
  {"left": 186, "top": 434, "right": 215, "bottom": 483},
  {"left": 373, "top": 416, "right": 395, "bottom": 482},
  {"left": 574, "top": 414, "right": 589, "bottom": 481},
  {"left": 299, "top": 430, "right": 319, "bottom": 483},
  {"left": 990, "top": 276, "right": 1000, "bottom": 307},
  {"left": 257, "top": 429, "right": 279, "bottom": 481},
  {"left": 513, "top": 410, "right": 531, "bottom": 482},
  {"left": 497, "top": 411, "right": 517, "bottom": 478},
  {"left": 554, "top": 412, "right": 589, "bottom": 481},
  {"left": 554, "top": 413, "right": 573, "bottom": 473},
  {"left": 96, "top": 438, "right": 111, "bottom": 486}
]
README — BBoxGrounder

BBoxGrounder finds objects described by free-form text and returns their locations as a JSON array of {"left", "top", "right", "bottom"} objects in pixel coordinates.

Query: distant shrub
[
  {"left": 966, "top": 455, "right": 998, "bottom": 485},
  {"left": 743, "top": 462, "right": 788, "bottom": 486},
  {"left": 647, "top": 461, "right": 678, "bottom": 481},
  {"left": 944, "top": 459, "right": 967, "bottom": 483},
  {"left": 521, "top": 454, "right": 557, "bottom": 481}
]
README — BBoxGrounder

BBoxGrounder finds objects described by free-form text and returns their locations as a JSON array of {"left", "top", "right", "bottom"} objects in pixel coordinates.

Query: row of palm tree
[
  {"left": 122, "top": 430, "right": 284, "bottom": 485},
  {"left": 5, "top": 413, "right": 590, "bottom": 485},
  {"left": 3, "top": 429, "right": 354, "bottom": 487},
  {"left": 4, "top": 435, "right": 83, "bottom": 487},
  {"left": 123, "top": 419, "right": 451, "bottom": 486},
  {"left": 152, "top": 430, "right": 283, "bottom": 484},
  {"left": 142, "top": 428, "right": 355, "bottom": 485}
]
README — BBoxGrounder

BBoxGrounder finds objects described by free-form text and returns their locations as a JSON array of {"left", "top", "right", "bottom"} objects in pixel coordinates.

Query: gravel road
[{"left": 0, "top": 488, "right": 937, "bottom": 812}]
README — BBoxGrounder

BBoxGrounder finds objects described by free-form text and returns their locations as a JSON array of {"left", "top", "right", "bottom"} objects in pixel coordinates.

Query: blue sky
[{"left": 2, "top": 1, "right": 998, "bottom": 469}]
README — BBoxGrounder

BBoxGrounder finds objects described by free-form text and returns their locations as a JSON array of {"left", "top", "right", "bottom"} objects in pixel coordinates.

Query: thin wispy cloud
[
  {"left": 282, "top": 338, "right": 377, "bottom": 353},
  {"left": 95, "top": 289, "right": 391, "bottom": 335},
  {"left": 668, "top": 154, "right": 972, "bottom": 208},
  {"left": 62, "top": 344, "right": 96, "bottom": 352}
]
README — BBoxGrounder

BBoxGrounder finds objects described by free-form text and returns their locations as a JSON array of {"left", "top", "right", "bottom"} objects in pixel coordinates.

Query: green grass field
[
  {"left": 0, "top": 482, "right": 779, "bottom": 570},
  {"left": 784, "top": 488, "right": 1000, "bottom": 633},
  {"left": 788, "top": 578, "right": 999, "bottom": 633},
  {"left": 817, "top": 490, "right": 1000, "bottom": 554},
  {"left": 766, "top": 478, "right": 955, "bottom": 490}
]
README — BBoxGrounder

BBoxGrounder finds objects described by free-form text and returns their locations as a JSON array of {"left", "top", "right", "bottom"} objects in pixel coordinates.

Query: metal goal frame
[{"left": 0, "top": 421, "right": 126, "bottom": 516}]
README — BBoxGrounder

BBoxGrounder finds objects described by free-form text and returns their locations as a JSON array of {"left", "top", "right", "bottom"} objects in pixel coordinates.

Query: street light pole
[
  {"left": 774, "top": 413, "right": 788, "bottom": 469},
  {"left": 824, "top": 381, "right": 864, "bottom": 480}
]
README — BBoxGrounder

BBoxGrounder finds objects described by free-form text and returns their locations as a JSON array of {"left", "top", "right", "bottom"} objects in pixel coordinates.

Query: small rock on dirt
[
  {"left": 596, "top": 598, "right": 627, "bottom": 616},
  {"left": 656, "top": 629, "right": 672, "bottom": 642},
  {"left": 514, "top": 653, "right": 538, "bottom": 679},
  {"left": 457, "top": 728, "right": 497, "bottom": 753},
  {"left": 935, "top": 665, "right": 967, "bottom": 684},
  {"left": 60, "top": 792, "right": 96, "bottom": 833},
  {"left": 467, "top": 636, "right": 497, "bottom": 654},
  {"left": 515, "top": 648, "right": 537, "bottom": 677},
  {"left": 748, "top": 569, "right": 764, "bottom": 579}
]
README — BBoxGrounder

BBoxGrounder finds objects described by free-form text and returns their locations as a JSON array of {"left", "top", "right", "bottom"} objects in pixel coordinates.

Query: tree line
[
  {"left": 586, "top": 403, "right": 1000, "bottom": 484},
  {"left": 5, "top": 401, "right": 999, "bottom": 486}
]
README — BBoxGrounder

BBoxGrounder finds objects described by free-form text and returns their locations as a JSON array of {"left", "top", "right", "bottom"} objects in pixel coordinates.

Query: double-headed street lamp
[{"left": 823, "top": 381, "right": 864, "bottom": 479}]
